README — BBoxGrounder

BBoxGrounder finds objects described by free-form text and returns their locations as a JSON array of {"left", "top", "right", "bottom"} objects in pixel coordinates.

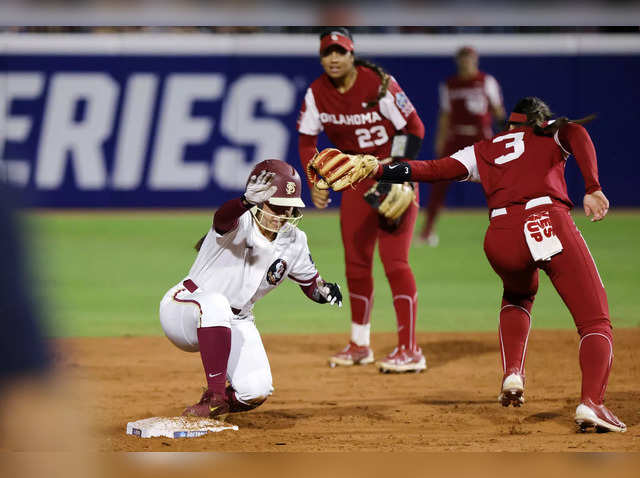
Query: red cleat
[
  {"left": 329, "top": 342, "right": 374, "bottom": 367},
  {"left": 182, "top": 388, "right": 229, "bottom": 418},
  {"left": 377, "top": 345, "right": 427, "bottom": 373}
]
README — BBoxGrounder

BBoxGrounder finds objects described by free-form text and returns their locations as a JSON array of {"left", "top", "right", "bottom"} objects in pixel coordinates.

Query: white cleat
[
  {"left": 498, "top": 373, "right": 525, "bottom": 407},
  {"left": 575, "top": 400, "right": 627, "bottom": 433}
]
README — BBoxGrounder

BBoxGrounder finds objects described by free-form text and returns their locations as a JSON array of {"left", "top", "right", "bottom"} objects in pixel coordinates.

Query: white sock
[{"left": 351, "top": 322, "right": 371, "bottom": 347}]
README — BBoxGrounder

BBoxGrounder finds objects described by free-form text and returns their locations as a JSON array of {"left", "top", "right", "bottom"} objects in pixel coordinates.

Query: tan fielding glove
[
  {"left": 307, "top": 148, "right": 379, "bottom": 191},
  {"left": 364, "top": 182, "right": 416, "bottom": 221}
]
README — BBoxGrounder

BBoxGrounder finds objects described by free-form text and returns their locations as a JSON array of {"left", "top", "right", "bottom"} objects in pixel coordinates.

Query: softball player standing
[
  {"left": 421, "top": 46, "right": 505, "bottom": 246},
  {"left": 297, "top": 27, "right": 427, "bottom": 373},
  {"left": 374, "top": 96, "right": 626, "bottom": 432},
  {"left": 159, "top": 159, "right": 342, "bottom": 418}
]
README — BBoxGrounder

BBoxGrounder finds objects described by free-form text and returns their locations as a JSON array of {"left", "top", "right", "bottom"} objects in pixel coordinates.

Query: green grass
[{"left": 26, "top": 209, "right": 640, "bottom": 337}]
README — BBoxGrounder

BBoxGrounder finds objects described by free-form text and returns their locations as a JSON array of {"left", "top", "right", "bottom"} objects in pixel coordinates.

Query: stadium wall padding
[{"left": 1, "top": 34, "right": 638, "bottom": 208}]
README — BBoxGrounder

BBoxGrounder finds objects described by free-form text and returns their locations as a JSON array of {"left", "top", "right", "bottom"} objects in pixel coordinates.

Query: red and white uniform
[
  {"left": 299, "top": 66, "right": 419, "bottom": 157},
  {"left": 298, "top": 65, "right": 425, "bottom": 351},
  {"left": 397, "top": 122, "right": 614, "bottom": 406},
  {"left": 440, "top": 71, "right": 502, "bottom": 155}
]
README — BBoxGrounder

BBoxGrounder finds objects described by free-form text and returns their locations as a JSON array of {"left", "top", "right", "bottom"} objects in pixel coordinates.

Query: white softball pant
[{"left": 159, "top": 281, "right": 273, "bottom": 405}]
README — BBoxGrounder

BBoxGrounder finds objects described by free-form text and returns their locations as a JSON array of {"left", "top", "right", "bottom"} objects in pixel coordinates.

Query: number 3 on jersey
[
  {"left": 355, "top": 126, "right": 389, "bottom": 149},
  {"left": 492, "top": 132, "right": 525, "bottom": 164}
]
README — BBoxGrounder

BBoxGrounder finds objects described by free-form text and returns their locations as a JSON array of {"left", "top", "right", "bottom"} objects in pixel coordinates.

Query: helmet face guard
[{"left": 250, "top": 205, "right": 303, "bottom": 234}]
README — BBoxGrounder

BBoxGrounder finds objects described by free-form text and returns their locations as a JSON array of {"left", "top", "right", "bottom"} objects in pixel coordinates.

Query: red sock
[
  {"left": 388, "top": 269, "right": 418, "bottom": 351},
  {"left": 196, "top": 326, "right": 231, "bottom": 395},
  {"left": 346, "top": 276, "right": 373, "bottom": 325},
  {"left": 579, "top": 332, "right": 612, "bottom": 405},
  {"left": 499, "top": 304, "right": 531, "bottom": 376}
]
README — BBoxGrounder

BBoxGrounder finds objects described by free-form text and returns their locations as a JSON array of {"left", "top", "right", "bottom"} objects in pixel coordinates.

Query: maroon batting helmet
[{"left": 248, "top": 159, "right": 305, "bottom": 208}]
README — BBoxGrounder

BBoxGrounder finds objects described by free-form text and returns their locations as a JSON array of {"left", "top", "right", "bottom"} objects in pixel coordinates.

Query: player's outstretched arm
[{"left": 373, "top": 156, "right": 469, "bottom": 183}]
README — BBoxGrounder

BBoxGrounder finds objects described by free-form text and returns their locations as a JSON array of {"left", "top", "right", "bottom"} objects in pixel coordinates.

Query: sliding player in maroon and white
[
  {"left": 159, "top": 160, "right": 342, "bottom": 418},
  {"left": 373, "top": 96, "right": 625, "bottom": 433}
]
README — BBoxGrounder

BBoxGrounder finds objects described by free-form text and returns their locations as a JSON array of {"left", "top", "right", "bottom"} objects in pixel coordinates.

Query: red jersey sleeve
[
  {"left": 557, "top": 123, "right": 601, "bottom": 194},
  {"left": 298, "top": 133, "right": 318, "bottom": 185}
]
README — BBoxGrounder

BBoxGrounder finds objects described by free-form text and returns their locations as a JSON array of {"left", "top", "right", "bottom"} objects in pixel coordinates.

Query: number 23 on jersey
[
  {"left": 355, "top": 126, "right": 389, "bottom": 149},
  {"left": 492, "top": 132, "right": 525, "bottom": 165}
]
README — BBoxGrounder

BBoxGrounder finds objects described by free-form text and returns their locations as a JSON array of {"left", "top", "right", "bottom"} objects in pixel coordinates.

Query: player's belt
[
  {"left": 490, "top": 196, "right": 553, "bottom": 218},
  {"left": 182, "top": 279, "right": 241, "bottom": 315}
]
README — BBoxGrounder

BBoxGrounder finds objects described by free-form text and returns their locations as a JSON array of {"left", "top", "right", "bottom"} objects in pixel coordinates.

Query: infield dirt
[{"left": 55, "top": 329, "right": 639, "bottom": 452}]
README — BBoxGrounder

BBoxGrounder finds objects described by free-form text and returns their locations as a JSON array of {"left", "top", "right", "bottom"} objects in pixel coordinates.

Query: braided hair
[
  {"left": 509, "top": 96, "right": 596, "bottom": 136},
  {"left": 319, "top": 27, "right": 390, "bottom": 108}
]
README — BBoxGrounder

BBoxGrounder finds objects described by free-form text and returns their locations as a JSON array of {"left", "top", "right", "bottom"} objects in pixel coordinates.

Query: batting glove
[
  {"left": 317, "top": 279, "right": 342, "bottom": 307},
  {"left": 244, "top": 170, "right": 277, "bottom": 205}
]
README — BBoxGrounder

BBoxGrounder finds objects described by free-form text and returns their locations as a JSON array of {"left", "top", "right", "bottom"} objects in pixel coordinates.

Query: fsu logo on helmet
[
  {"left": 286, "top": 181, "right": 296, "bottom": 195},
  {"left": 266, "top": 259, "right": 288, "bottom": 285}
]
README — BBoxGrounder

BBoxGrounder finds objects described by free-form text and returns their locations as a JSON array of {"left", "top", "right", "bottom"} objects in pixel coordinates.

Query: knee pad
[{"left": 198, "top": 292, "right": 233, "bottom": 328}]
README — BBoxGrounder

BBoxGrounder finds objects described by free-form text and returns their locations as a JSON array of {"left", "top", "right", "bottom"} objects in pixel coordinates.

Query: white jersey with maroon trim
[
  {"left": 188, "top": 211, "right": 318, "bottom": 318},
  {"left": 297, "top": 65, "right": 416, "bottom": 157}
]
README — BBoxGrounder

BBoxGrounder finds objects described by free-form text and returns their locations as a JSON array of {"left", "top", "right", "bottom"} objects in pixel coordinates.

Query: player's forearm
[
  {"left": 297, "top": 274, "right": 324, "bottom": 303},
  {"left": 299, "top": 133, "right": 318, "bottom": 176},
  {"left": 213, "top": 197, "right": 251, "bottom": 234},
  {"left": 561, "top": 124, "right": 601, "bottom": 194},
  {"left": 374, "top": 157, "right": 469, "bottom": 183}
]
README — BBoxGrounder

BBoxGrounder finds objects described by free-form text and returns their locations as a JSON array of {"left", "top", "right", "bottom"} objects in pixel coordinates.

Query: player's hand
[
  {"left": 311, "top": 185, "right": 331, "bottom": 209},
  {"left": 244, "top": 170, "right": 277, "bottom": 205},
  {"left": 317, "top": 278, "right": 342, "bottom": 307},
  {"left": 583, "top": 190, "right": 609, "bottom": 222}
]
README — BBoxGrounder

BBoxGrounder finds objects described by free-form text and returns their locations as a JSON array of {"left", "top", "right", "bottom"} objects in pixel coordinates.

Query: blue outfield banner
[{"left": 1, "top": 34, "right": 638, "bottom": 208}]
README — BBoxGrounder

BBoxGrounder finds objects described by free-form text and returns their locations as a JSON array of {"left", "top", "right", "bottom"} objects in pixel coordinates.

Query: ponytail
[
  {"left": 533, "top": 114, "right": 597, "bottom": 137},
  {"left": 509, "top": 96, "right": 596, "bottom": 137},
  {"left": 354, "top": 58, "right": 390, "bottom": 108}
]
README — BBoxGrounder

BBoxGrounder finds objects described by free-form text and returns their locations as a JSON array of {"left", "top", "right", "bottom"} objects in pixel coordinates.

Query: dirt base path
[{"left": 55, "top": 329, "right": 639, "bottom": 451}]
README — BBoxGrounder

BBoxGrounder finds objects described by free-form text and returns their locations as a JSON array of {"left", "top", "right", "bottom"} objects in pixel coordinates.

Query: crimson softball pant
[
  {"left": 483, "top": 204, "right": 613, "bottom": 404},
  {"left": 340, "top": 177, "right": 419, "bottom": 351}
]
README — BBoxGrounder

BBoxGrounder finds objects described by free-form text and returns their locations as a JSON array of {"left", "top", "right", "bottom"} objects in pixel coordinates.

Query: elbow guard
[{"left": 390, "top": 134, "right": 423, "bottom": 160}]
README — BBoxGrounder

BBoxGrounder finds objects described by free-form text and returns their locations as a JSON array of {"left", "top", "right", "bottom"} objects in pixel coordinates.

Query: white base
[{"left": 126, "top": 416, "right": 238, "bottom": 439}]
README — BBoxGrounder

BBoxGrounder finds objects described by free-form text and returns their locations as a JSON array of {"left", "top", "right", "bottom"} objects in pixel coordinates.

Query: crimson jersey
[
  {"left": 298, "top": 65, "right": 418, "bottom": 157},
  {"left": 440, "top": 71, "right": 502, "bottom": 147},
  {"left": 449, "top": 123, "right": 599, "bottom": 210}
]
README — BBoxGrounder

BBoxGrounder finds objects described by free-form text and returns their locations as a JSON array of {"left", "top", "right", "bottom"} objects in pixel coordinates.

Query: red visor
[
  {"left": 320, "top": 32, "right": 354, "bottom": 54},
  {"left": 508, "top": 112, "right": 528, "bottom": 123}
]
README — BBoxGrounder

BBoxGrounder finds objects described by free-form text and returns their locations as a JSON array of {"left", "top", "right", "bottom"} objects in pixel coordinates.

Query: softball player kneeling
[{"left": 159, "top": 159, "right": 342, "bottom": 418}]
